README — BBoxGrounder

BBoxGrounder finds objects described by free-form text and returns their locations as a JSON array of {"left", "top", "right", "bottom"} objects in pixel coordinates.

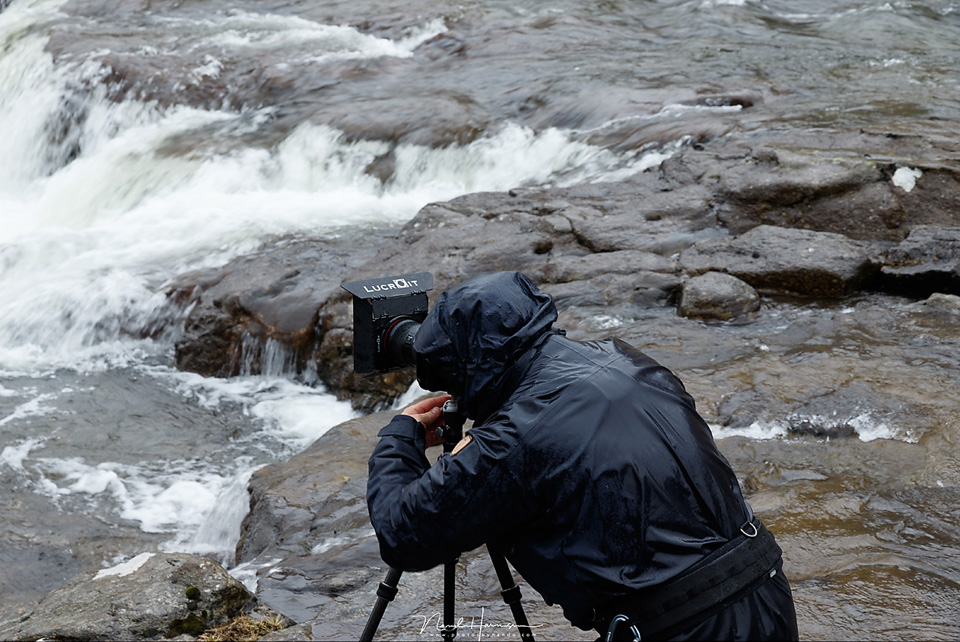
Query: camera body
[{"left": 340, "top": 272, "right": 433, "bottom": 374}]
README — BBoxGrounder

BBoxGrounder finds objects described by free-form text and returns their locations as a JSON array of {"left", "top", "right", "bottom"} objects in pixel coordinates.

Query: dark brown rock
[{"left": 169, "top": 238, "right": 368, "bottom": 378}]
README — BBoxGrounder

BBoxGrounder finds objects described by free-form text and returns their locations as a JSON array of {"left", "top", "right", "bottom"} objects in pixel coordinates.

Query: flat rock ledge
[
  {"left": 0, "top": 552, "right": 260, "bottom": 641},
  {"left": 678, "top": 225, "right": 877, "bottom": 298}
]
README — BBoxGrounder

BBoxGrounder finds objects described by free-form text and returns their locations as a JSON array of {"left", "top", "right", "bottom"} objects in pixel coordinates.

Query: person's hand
[{"left": 401, "top": 395, "right": 451, "bottom": 448}]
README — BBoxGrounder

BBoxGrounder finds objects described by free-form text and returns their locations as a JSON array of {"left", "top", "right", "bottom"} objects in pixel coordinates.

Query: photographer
[{"left": 366, "top": 271, "right": 798, "bottom": 641}]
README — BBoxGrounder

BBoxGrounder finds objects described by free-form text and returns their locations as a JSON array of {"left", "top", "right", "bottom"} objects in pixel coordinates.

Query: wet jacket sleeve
[{"left": 367, "top": 415, "right": 526, "bottom": 572}]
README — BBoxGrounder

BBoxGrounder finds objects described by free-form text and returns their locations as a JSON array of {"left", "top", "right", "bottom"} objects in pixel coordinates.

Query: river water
[{"left": 1, "top": 0, "right": 959, "bottom": 638}]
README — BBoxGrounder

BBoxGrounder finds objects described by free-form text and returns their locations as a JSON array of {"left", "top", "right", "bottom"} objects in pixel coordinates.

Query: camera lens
[{"left": 384, "top": 317, "right": 420, "bottom": 369}]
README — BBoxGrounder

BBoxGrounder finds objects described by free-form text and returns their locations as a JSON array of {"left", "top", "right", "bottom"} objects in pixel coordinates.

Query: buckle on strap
[
  {"left": 605, "top": 614, "right": 641, "bottom": 642},
  {"left": 596, "top": 519, "right": 781, "bottom": 641}
]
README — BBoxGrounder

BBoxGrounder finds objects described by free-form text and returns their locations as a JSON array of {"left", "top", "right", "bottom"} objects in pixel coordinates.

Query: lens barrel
[{"left": 384, "top": 317, "right": 421, "bottom": 369}]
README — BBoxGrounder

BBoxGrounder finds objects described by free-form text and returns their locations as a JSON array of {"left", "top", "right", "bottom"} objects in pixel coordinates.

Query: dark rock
[
  {"left": 540, "top": 249, "right": 681, "bottom": 309},
  {"left": 0, "top": 552, "right": 252, "bottom": 641},
  {"left": 701, "top": 134, "right": 960, "bottom": 241},
  {"left": 678, "top": 225, "right": 877, "bottom": 297},
  {"left": 715, "top": 390, "right": 769, "bottom": 430},
  {"left": 543, "top": 249, "right": 676, "bottom": 282},
  {"left": 169, "top": 234, "right": 418, "bottom": 409},
  {"left": 678, "top": 271, "right": 760, "bottom": 321},
  {"left": 170, "top": 170, "right": 717, "bottom": 411},
  {"left": 236, "top": 412, "right": 387, "bottom": 565},
  {"left": 557, "top": 188, "right": 720, "bottom": 254},
  {"left": 170, "top": 237, "right": 376, "bottom": 379},
  {"left": 234, "top": 409, "right": 404, "bottom": 624},
  {"left": 542, "top": 272, "right": 681, "bottom": 309},
  {"left": 714, "top": 148, "right": 902, "bottom": 240},
  {"left": 878, "top": 225, "right": 960, "bottom": 296}
]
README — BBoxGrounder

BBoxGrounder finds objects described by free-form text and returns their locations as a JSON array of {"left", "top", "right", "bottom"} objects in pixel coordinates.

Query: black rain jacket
[{"left": 367, "top": 272, "right": 798, "bottom": 639}]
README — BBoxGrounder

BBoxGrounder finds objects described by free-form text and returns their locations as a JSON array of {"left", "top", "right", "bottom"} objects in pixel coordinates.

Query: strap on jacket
[{"left": 594, "top": 517, "right": 783, "bottom": 641}]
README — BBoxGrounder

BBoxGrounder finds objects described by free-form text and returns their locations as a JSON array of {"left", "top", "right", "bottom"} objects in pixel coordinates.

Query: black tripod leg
[
  {"left": 442, "top": 560, "right": 458, "bottom": 641},
  {"left": 360, "top": 566, "right": 402, "bottom": 642},
  {"left": 489, "top": 549, "right": 535, "bottom": 641}
]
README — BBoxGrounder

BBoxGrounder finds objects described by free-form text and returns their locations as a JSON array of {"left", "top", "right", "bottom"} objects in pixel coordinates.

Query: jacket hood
[{"left": 414, "top": 272, "right": 557, "bottom": 420}]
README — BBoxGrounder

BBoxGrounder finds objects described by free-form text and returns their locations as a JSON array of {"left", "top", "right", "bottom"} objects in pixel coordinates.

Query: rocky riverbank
[
  {"left": 173, "top": 127, "right": 960, "bottom": 640},
  {"left": 6, "top": 127, "right": 960, "bottom": 641},
  {"left": 0, "top": 552, "right": 272, "bottom": 641},
  {"left": 170, "top": 129, "right": 960, "bottom": 411}
]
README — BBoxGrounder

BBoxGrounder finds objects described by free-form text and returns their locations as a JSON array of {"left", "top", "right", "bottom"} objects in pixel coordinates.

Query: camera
[{"left": 340, "top": 272, "right": 433, "bottom": 374}]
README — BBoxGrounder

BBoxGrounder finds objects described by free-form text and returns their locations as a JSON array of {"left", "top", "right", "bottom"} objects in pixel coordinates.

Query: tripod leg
[
  {"left": 442, "top": 560, "right": 458, "bottom": 641},
  {"left": 360, "top": 566, "right": 402, "bottom": 642},
  {"left": 489, "top": 549, "right": 535, "bottom": 641}
]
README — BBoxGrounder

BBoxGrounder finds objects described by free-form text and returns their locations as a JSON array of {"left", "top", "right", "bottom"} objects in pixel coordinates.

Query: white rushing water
[
  {"left": 0, "top": 0, "right": 677, "bottom": 570},
  {"left": 709, "top": 410, "right": 917, "bottom": 443}
]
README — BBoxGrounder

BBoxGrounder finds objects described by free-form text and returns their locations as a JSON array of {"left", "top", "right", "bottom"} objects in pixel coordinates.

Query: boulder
[
  {"left": 542, "top": 272, "right": 681, "bottom": 309},
  {"left": 678, "top": 271, "right": 760, "bottom": 321},
  {"left": 678, "top": 225, "right": 877, "bottom": 297},
  {"left": 713, "top": 148, "right": 902, "bottom": 240},
  {"left": 0, "top": 553, "right": 252, "bottom": 641}
]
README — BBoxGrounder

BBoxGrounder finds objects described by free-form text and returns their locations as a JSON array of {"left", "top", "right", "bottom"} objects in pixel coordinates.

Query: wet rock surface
[
  {"left": 159, "top": 129, "right": 960, "bottom": 640},
  {"left": 234, "top": 290, "right": 960, "bottom": 640},
  {"left": 0, "top": 552, "right": 253, "bottom": 641},
  {"left": 11, "top": 129, "right": 960, "bottom": 639},
  {"left": 879, "top": 225, "right": 960, "bottom": 295},
  {"left": 677, "top": 225, "right": 879, "bottom": 297},
  {"left": 12, "top": 2, "right": 959, "bottom": 638},
  {"left": 168, "top": 233, "right": 387, "bottom": 379},
  {"left": 169, "top": 131, "right": 960, "bottom": 411}
]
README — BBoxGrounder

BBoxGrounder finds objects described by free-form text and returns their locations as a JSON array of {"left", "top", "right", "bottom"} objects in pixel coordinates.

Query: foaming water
[
  {"left": 0, "top": 366, "right": 358, "bottom": 568},
  {"left": 190, "top": 12, "right": 446, "bottom": 59},
  {"left": 710, "top": 411, "right": 916, "bottom": 443},
  {"left": 1, "top": 84, "right": 664, "bottom": 373}
]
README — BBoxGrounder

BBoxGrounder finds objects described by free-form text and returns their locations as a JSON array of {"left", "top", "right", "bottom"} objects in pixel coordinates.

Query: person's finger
[
  {"left": 411, "top": 405, "right": 443, "bottom": 425},
  {"left": 402, "top": 395, "right": 451, "bottom": 418}
]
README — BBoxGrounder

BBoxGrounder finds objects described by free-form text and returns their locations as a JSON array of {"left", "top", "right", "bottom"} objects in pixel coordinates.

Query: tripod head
[{"left": 437, "top": 398, "right": 466, "bottom": 454}]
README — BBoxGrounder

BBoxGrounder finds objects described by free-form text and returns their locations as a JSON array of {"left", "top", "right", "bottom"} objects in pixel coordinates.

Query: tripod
[{"left": 360, "top": 399, "right": 536, "bottom": 642}]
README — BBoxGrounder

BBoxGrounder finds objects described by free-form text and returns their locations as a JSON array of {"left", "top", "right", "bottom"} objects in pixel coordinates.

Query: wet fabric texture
[{"left": 366, "top": 271, "right": 798, "bottom": 639}]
